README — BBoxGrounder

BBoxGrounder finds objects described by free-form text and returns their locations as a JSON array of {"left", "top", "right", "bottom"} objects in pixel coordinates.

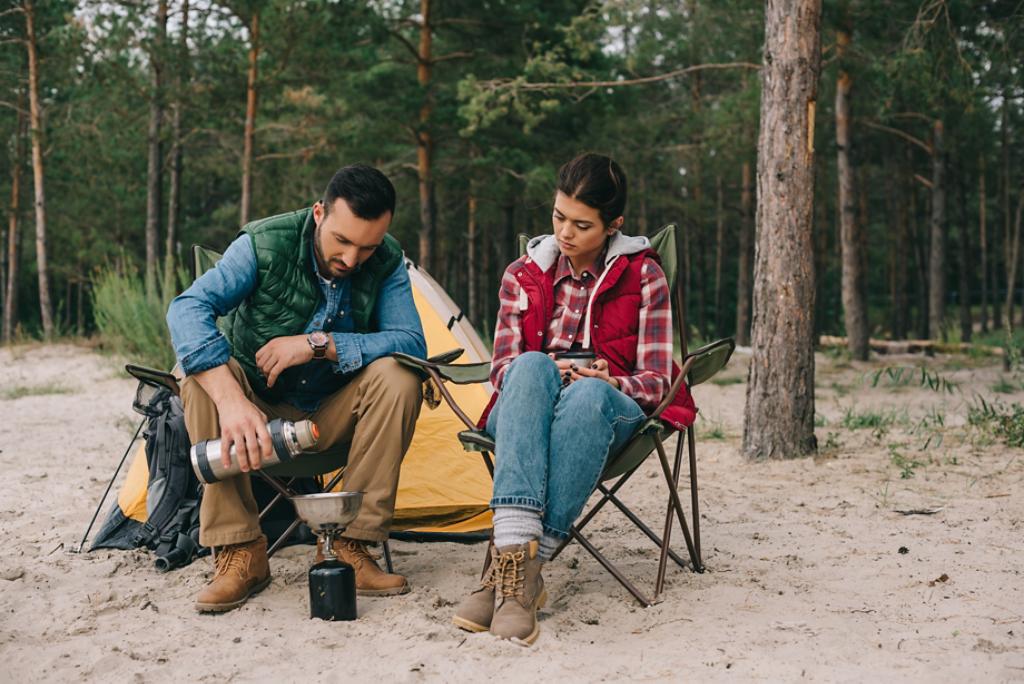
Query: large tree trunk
[
  {"left": 979, "top": 154, "right": 989, "bottom": 333},
  {"left": 1005, "top": 182, "right": 1024, "bottom": 328},
  {"left": 735, "top": 159, "right": 753, "bottom": 346},
  {"left": 239, "top": 8, "right": 260, "bottom": 227},
  {"left": 742, "top": 0, "right": 821, "bottom": 461},
  {"left": 415, "top": 0, "right": 437, "bottom": 272},
  {"left": 1001, "top": 98, "right": 1011, "bottom": 328},
  {"left": 928, "top": 120, "right": 946, "bottom": 340},
  {"left": 145, "top": 0, "right": 167, "bottom": 292},
  {"left": 911, "top": 177, "right": 930, "bottom": 339},
  {"left": 165, "top": 0, "right": 189, "bottom": 285},
  {"left": 835, "top": 56, "right": 867, "bottom": 360},
  {"left": 3, "top": 89, "right": 25, "bottom": 344},
  {"left": 24, "top": 0, "right": 53, "bottom": 338}
]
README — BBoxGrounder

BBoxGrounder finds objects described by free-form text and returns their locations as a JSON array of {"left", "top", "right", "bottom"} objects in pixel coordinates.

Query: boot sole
[
  {"left": 483, "top": 588, "right": 548, "bottom": 645},
  {"left": 195, "top": 575, "right": 272, "bottom": 613},
  {"left": 356, "top": 582, "right": 411, "bottom": 597},
  {"left": 452, "top": 615, "right": 489, "bottom": 633}
]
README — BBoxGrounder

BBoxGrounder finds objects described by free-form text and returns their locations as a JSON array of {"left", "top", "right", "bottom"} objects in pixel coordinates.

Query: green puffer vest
[{"left": 222, "top": 206, "right": 403, "bottom": 400}]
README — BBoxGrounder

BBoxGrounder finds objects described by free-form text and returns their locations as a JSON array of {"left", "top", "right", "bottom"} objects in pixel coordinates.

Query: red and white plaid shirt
[{"left": 490, "top": 252, "right": 673, "bottom": 411}]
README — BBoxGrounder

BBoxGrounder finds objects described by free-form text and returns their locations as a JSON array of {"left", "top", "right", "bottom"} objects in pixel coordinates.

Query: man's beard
[{"left": 313, "top": 223, "right": 352, "bottom": 277}]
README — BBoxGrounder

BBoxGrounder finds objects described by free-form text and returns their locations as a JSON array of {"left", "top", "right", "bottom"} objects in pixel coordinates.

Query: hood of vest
[{"left": 524, "top": 232, "right": 652, "bottom": 273}]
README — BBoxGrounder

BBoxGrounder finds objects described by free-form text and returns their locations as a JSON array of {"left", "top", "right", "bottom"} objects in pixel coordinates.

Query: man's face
[{"left": 312, "top": 198, "right": 392, "bottom": 279}]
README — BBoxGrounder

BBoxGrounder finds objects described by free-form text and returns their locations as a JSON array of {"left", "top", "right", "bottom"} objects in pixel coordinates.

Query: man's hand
[
  {"left": 218, "top": 397, "right": 272, "bottom": 472},
  {"left": 255, "top": 335, "right": 314, "bottom": 388},
  {"left": 571, "top": 358, "right": 621, "bottom": 389}
]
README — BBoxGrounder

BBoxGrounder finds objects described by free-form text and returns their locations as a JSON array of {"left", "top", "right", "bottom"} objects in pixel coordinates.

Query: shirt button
[
  {"left": 537, "top": 331, "right": 543, "bottom": 337},
  {"left": 338, "top": 310, "right": 345, "bottom": 317},
  {"left": 574, "top": 309, "right": 580, "bottom": 314},
  {"left": 569, "top": 334, "right": 574, "bottom": 339},
  {"left": 301, "top": 380, "right": 307, "bottom": 385},
  {"left": 326, "top": 319, "right": 332, "bottom": 325},
  {"left": 332, "top": 283, "right": 336, "bottom": 289}
]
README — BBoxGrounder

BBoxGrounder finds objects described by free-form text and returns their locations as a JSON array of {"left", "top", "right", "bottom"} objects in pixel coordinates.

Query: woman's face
[{"left": 551, "top": 191, "right": 618, "bottom": 263}]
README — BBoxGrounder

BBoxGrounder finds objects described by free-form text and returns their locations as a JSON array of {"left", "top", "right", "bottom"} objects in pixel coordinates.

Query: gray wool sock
[
  {"left": 538, "top": 533, "right": 563, "bottom": 562},
  {"left": 492, "top": 506, "right": 543, "bottom": 549}
]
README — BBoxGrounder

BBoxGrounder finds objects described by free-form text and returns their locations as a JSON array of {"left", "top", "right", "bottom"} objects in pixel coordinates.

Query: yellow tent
[{"left": 95, "top": 257, "right": 494, "bottom": 550}]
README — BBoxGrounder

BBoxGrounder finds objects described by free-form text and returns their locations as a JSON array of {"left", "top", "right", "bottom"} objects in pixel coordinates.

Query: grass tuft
[{"left": 0, "top": 383, "right": 74, "bottom": 400}]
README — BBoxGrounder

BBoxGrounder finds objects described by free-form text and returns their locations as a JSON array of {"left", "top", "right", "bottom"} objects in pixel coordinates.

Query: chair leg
[
  {"left": 599, "top": 486, "right": 688, "bottom": 569},
  {"left": 549, "top": 466, "right": 642, "bottom": 562},
  {"left": 653, "top": 439, "right": 699, "bottom": 595},
  {"left": 267, "top": 517, "right": 304, "bottom": 558},
  {"left": 382, "top": 540, "right": 394, "bottom": 574},
  {"left": 570, "top": 528, "right": 653, "bottom": 607},
  {"left": 655, "top": 433, "right": 685, "bottom": 594},
  {"left": 687, "top": 427, "right": 704, "bottom": 571}
]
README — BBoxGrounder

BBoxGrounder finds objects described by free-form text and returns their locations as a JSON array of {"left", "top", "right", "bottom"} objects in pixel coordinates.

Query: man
[{"left": 166, "top": 164, "right": 426, "bottom": 613}]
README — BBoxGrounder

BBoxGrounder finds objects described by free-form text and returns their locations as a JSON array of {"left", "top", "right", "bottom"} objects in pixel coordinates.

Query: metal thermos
[
  {"left": 189, "top": 418, "right": 319, "bottom": 484},
  {"left": 309, "top": 559, "right": 358, "bottom": 621}
]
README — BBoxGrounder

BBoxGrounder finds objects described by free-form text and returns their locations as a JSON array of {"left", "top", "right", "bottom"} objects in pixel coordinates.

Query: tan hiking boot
[
  {"left": 452, "top": 542, "right": 498, "bottom": 632},
  {"left": 490, "top": 540, "right": 547, "bottom": 646},
  {"left": 194, "top": 535, "right": 271, "bottom": 613},
  {"left": 316, "top": 536, "right": 410, "bottom": 596}
]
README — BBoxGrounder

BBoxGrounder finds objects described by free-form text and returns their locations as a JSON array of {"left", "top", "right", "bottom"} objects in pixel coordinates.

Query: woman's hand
[
  {"left": 549, "top": 353, "right": 579, "bottom": 386},
  {"left": 572, "top": 358, "right": 620, "bottom": 389}
]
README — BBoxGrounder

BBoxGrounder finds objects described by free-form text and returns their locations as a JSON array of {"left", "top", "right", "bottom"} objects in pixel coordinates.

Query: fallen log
[{"left": 819, "top": 335, "right": 1005, "bottom": 357}]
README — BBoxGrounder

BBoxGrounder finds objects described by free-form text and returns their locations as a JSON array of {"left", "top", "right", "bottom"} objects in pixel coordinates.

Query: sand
[{"left": 1, "top": 343, "right": 1022, "bottom": 682}]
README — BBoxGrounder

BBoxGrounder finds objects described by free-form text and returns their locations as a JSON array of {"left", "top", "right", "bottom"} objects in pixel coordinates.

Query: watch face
[{"left": 309, "top": 331, "right": 328, "bottom": 347}]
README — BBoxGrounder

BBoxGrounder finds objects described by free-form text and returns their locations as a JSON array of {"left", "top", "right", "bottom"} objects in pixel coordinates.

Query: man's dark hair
[
  {"left": 322, "top": 164, "right": 396, "bottom": 220},
  {"left": 556, "top": 153, "right": 628, "bottom": 226}
]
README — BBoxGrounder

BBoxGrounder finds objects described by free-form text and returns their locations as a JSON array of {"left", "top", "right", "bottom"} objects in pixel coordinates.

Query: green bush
[
  {"left": 91, "top": 265, "right": 185, "bottom": 370},
  {"left": 968, "top": 397, "right": 1024, "bottom": 448}
]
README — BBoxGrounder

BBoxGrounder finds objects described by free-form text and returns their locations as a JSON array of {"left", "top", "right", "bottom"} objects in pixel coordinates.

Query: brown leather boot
[
  {"left": 490, "top": 540, "right": 547, "bottom": 646},
  {"left": 315, "top": 536, "right": 409, "bottom": 596},
  {"left": 452, "top": 542, "right": 498, "bottom": 632},
  {"left": 194, "top": 535, "right": 271, "bottom": 613}
]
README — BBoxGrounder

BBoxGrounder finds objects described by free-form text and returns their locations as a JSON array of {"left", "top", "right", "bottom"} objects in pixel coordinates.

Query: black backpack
[{"left": 90, "top": 374, "right": 206, "bottom": 572}]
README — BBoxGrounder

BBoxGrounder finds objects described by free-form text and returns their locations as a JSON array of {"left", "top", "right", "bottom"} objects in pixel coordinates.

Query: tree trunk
[
  {"left": 835, "top": 60, "right": 867, "bottom": 360},
  {"left": 979, "top": 154, "right": 989, "bottom": 333},
  {"left": 415, "top": 0, "right": 437, "bottom": 272},
  {"left": 637, "top": 173, "right": 649, "bottom": 235},
  {"left": 957, "top": 169, "right": 972, "bottom": 342},
  {"left": 1004, "top": 181, "right": 1024, "bottom": 328},
  {"left": 928, "top": 120, "right": 946, "bottom": 340},
  {"left": 239, "top": 9, "right": 260, "bottom": 227},
  {"left": 735, "top": 159, "right": 753, "bottom": 346},
  {"left": 911, "top": 177, "right": 929, "bottom": 339},
  {"left": 714, "top": 174, "right": 725, "bottom": 336},
  {"left": 1001, "top": 97, "right": 1011, "bottom": 328},
  {"left": 467, "top": 186, "right": 478, "bottom": 328},
  {"left": 145, "top": 0, "right": 167, "bottom": 293},
  {"left": 3, "top": 89, "right": 25, "bottom": 344},
  {"left": 24, "top": 0, "right": 53, "bottom": 338},
  {"left": 165, "top": 0, "right": 189, "bottom": 285},
  {"left": 742, "top": 0, "right": 821, "bottom": 461},
  {"left": 889, "top": 154, "right": 908, "bottom": 339}
]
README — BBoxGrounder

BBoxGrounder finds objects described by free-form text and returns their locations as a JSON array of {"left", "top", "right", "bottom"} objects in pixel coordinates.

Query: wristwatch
[{"left": 307, "top": 331, "right": 329, "bottom": 360}]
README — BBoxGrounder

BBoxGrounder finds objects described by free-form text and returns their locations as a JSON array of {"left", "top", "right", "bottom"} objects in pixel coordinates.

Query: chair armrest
[
  {"left": 392, "top": 351, "right": 491, "bottom": 385},
  {"left": 684, "top": 338, "right": 736, "bottom": 387}
]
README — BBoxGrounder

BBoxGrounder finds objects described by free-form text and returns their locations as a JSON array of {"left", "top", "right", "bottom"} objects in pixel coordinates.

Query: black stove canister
[{"left": 309, "top": 560, "right": 357, "bottom": 621}]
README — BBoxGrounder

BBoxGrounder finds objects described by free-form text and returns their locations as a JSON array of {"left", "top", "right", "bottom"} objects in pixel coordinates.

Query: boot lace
[
  {"left": 214, "top": 546, "right": 251, "bottom": 579},
  {"left": 496, "top": 549, "right": 526, "bottom": 598},
  {"left": 341, "top": 539, "right": 381, "bottom": 569}
]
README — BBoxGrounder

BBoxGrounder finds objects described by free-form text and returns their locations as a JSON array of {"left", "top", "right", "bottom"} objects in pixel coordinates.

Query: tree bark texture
[
  {"left": 928, "top": 120, "right": 946, "bottom": 340},
  {"left": 145, "top": 0, "right": 167, "bottom": 292},
  {"left": 889, "top": 155, "right": 908, "bottom": 339},
  {"left": 742, "top": 0, "right": 821, "bottom": 461},
  {"left": 957, "top": 171, "right": 972, "bottom": 342},
  {"left": 714, "top": 174, "right": 725, "bottom": 336},
  {"left": 3, "top": 89, "right": 25, "bottom": 344},
  {"left": 1001, "top": 98, "right": 1011, "bottom": 327},
  {"left": 240, "top": 9, "right": 260, "bottom": 227},
  {"left": 467, "top": 189, "right": 478, "bottom": 328},
  {"left": 1005, "top": 181, "right": 1024, "bottom": 330},
  {"left": 165, "top": 0, "right": 189, "bottom": 280},
  {"left": 24, "top": 0, "right": 53, "bottom": 338},
  {"left": 979, "top": 154, "right": 989, "bottom": 333},
  {"left": 416, "top": 0, "right": 437, "bottom": 272},
  {"left": 911, "top": 178, "right": 929, "bottom": 339},
  {"left": 735, "top": 159, "right": 753, "bottom": 346},
  {"left": 835, "top": 66, "right": 867, "bottom": 360}
]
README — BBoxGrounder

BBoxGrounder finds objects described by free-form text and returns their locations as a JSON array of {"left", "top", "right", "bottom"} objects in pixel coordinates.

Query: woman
[{"left": 453, "top": 153, "right": 696, "bottom": 645}]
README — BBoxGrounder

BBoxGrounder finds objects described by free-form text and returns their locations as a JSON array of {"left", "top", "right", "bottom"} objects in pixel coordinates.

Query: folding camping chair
[{"left": 393, "top": 224, "right": 735, "bottom": 606}]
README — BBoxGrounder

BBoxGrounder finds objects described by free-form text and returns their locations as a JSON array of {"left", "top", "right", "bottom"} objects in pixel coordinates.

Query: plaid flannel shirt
[{"left": 490, "top": 252, "right": 673, "bottom": 411}]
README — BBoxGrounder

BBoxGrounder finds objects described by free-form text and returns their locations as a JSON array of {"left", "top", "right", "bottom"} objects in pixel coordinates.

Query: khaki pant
[{"left": 181, "top": 357, "right": 422, "bottom": 547}]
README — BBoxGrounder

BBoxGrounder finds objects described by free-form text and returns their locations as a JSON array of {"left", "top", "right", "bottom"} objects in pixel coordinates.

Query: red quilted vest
[{"left": 478, "top": 250, "right": 697, "bottom": 431}]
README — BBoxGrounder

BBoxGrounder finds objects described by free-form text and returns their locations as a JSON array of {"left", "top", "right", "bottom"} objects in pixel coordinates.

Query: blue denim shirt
[{"left": 166, "top": 234, "right": 426, "bottom": 411}]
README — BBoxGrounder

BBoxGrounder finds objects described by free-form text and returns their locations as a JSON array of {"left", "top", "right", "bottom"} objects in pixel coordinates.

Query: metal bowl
[{"left": 291, "top": 491, "right": 363, "bottom": 532}]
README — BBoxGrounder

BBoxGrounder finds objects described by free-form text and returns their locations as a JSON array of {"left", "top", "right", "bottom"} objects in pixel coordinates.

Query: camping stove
[{"left": 291, "top": 491, "right": 364, "bottom": 621}]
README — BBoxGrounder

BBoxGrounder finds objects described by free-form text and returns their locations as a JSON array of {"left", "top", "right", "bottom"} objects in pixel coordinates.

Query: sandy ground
[{"left": 1, "top": 343, "right": 1023, "bottom": 682}]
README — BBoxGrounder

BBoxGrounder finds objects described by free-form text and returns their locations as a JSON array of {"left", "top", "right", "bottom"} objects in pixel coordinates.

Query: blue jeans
[{"left": 486, "top": 352, "right": 647, "bottom": 540}]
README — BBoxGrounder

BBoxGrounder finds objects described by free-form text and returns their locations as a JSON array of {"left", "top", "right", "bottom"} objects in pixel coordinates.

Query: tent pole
[{"left": 72, "top": 418, "right": 145, "bottom": 553}]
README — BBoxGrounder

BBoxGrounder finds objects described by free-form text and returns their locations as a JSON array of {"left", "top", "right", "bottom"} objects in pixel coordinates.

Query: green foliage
[
  {"left": 991, "top": 377, "right": 1018, "bottom": 394},
  {"left": 91, "top": 264, "right": 185, "bottom": 370},
  {"left": 888, "top": 444, "right": 923, "bottom": 479},
  {"left": 0, "top": 383, "right": 74, "bottom": 400},
  {"left": 868, "top": 366, "right": 959, "bottom": 394},
  {"left": 967, "top": 397, "right": 1024, "bottom": 448}
]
